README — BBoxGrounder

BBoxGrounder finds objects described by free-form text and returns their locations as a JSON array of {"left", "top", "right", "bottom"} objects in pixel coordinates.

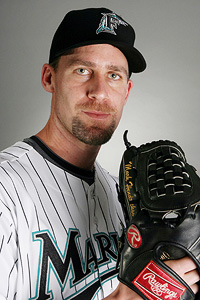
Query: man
[{"left": 0, "top": 7, "right": 199, "bottom": 300}]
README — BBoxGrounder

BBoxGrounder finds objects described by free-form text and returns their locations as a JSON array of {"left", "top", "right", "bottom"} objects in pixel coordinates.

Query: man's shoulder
[{"left": 0, "top": 141, "right": 33, "bottom": 165}]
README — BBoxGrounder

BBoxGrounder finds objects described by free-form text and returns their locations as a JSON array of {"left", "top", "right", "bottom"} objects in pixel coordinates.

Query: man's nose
[{"left": 87, "top": 74, "right": 109, "bottom": 102}]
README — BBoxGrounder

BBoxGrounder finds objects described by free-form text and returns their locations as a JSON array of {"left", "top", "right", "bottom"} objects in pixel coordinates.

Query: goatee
[{"left": 72, "top": 117, "right": 116, "bottom": 146}]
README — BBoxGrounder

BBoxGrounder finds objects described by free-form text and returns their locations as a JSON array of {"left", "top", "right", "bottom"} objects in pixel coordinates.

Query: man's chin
[
  {"left": 72, "top": 117, "right": 116, "bottom": 146},
  {"left": 78, "top": 129, "right": 114, "bottom": 145}
]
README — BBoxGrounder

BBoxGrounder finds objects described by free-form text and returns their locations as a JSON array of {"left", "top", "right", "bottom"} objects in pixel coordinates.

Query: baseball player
[{"left": 0, "top": 7, "right": 199, "bottom": 300}]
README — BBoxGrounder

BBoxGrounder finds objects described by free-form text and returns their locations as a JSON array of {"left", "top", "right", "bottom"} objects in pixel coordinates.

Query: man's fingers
[
  {"left": 190, "top": 283, "right": 199, "bottom": 295},
  {"left": 164, "top": 257, "right": 200, "bottom": 294},
  {"left": 184, "top": 269, "right": 200, "bottom": 286},
  {"left": 164, "top": 257, "right": 198, "bottom": 274}
]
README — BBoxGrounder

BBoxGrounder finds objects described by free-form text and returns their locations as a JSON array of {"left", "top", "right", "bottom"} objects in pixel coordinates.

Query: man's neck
[{"left": 36, "top": 121, "right": 100, "bottom": 171}]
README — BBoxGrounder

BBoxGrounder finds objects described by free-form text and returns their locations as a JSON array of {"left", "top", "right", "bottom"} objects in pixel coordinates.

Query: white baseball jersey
[{"left": 0, "top": 137, "right": 124, "bottom": 300}]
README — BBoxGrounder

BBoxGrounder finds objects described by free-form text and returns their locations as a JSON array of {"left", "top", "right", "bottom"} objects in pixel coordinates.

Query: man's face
[{"left": 51, "top": 44, "right": 133, "bottom": 146}]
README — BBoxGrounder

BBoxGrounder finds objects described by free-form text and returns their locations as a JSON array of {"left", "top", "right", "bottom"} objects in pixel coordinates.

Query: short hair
[{"left": 49, "top": 48, "right": 75, "bottom": 71}]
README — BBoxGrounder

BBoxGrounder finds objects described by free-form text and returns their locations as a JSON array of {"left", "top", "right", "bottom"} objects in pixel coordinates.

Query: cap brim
[
  {"left": 110, "top": 42, "right": 146, "bottom": 73},
  {"left": 51, "top": 40, "right": 146, "bottom": 74}
]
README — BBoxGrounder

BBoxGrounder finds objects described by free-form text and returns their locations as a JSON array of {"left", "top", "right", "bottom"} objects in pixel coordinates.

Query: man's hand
[
  {"left": 164, "top": 256, "right": 200, "bottom": 295},
  {"left": 104, "top": 257, "right": 199, "bottom": 299}
]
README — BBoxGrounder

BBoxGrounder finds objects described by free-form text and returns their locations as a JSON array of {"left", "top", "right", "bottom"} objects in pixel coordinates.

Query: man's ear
[
  {"left": 41, "top": 64, "right": 55, "bottom": 93},
  {"left": 124, "top": 79, "right": 133, "bottom": 105}
]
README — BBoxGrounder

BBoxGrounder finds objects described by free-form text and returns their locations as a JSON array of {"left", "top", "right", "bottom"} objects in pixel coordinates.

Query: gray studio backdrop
[{"left": 0, "top": 0, "right": 199, "bottom": 176}]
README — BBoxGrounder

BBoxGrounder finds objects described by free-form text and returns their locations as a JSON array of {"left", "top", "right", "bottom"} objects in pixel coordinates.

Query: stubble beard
[{"left": 72, "top": 116, "right": 116, "bottom": 146}]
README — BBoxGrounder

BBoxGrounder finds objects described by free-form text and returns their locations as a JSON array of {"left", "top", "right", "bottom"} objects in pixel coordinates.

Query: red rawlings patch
[
  {"left": 133, "top": 260, "right": 186, "bottom": 300},
  {"left": 127, "top": 224, "right": 142, "bottom": 248}
]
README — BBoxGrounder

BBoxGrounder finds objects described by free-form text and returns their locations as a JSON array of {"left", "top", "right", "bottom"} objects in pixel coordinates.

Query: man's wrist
[{"left": 103, "top": 282, "right": 142, "bottom": 300}]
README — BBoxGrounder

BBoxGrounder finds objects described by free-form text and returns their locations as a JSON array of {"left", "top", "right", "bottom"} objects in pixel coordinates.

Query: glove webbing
[{"left": 147, "top": 145, "right": 192, "bottom": 199}]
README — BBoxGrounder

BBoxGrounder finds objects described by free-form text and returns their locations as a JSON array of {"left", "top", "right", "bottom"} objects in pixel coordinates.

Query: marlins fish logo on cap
[{"left": 96, "top": 12, "right": 128, "bottom": 35}]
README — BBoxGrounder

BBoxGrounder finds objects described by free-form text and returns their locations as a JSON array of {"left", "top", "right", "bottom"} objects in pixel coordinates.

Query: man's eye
[
  {"left": 76, "top": 68, "right": 90, "bottom": 75},
  {"left": 108, "top": 73, "right": 120, "bottom": 80}
]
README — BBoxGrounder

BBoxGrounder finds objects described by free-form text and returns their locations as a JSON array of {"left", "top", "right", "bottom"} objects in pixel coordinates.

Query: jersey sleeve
[{"left": 0, "top": 188, "right": 18, "bottom": 298}]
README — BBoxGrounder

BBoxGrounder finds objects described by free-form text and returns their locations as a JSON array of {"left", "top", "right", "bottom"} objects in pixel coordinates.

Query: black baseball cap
[{"left": 49, "top": 8, "right": 146, "bottom": 73}]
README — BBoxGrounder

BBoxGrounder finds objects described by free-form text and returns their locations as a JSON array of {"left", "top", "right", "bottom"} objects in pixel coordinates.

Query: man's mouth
[{"left": 83, "top": 110, "right": 111, "bottom": 120}]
